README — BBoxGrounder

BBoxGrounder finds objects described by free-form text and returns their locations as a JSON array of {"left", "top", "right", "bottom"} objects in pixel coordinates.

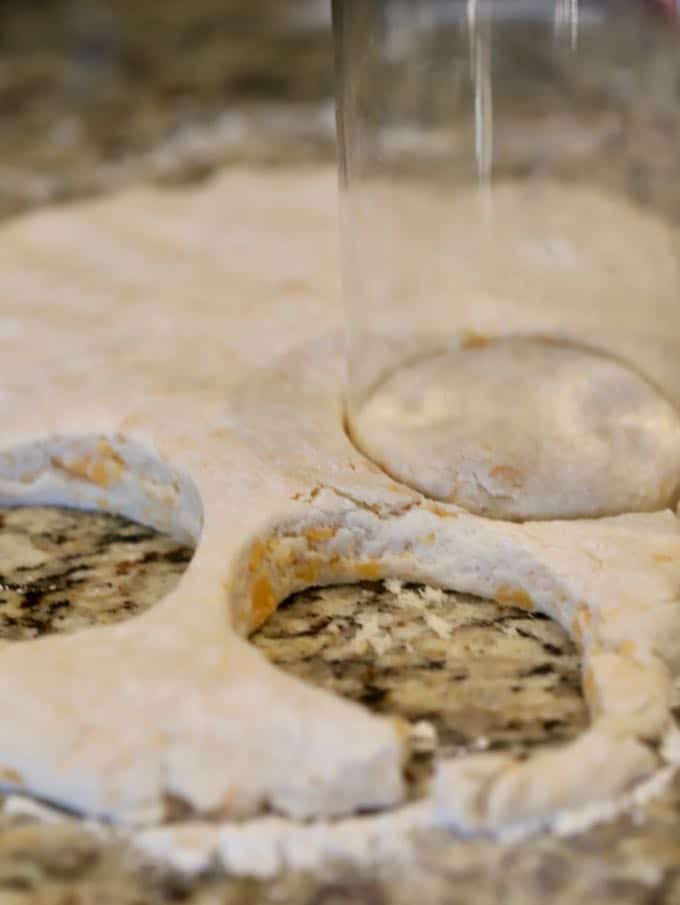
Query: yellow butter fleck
[
  {"left": 356, "top": 561, "right": 381, "bottom": 580},
  {"left": 461, "top": 330, "right": 491, "bottom": 349},
  {"left": 251, "top": 576, "right": 276, "bottom": 629},
  {"left": 305, "top": 526, "right": 336, "bottom": 546},
  {"left": 0, "top": 768, "right": 22, "bottom": 786},
  {"left": 248, "top": 541, "right": 266, "bottom": 574},
  {"left": 496, "top": 585, "right": 533, "bottom": 611},
  {"left": 294, "top": 561, "right": 319, "bottom": 583}
]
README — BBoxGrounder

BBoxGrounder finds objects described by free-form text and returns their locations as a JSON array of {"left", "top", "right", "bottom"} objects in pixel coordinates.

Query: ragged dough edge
[
  {"left": 136, "top": 754, "right": 679, "bottom": 878},
  {"left": 5, "top": 725, "right": 678, "bottom": 879},
  {"left": 0, "top": 433, "right": 204, "bottom": 547},
  {"left": 140, "top": 726, "right": 680, "bottom": 879}
]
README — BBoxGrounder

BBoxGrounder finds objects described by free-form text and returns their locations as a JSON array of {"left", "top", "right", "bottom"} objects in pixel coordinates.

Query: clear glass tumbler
[{"left": 333, "top": 0, "right": 680, "bottom": 521}]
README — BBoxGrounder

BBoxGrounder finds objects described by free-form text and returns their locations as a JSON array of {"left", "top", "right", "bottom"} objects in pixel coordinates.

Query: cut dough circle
[{"left": 350, "top": 338, "right": 680, "bottom": 520}]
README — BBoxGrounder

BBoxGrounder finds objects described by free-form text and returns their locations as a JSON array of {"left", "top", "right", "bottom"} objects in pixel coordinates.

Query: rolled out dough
[{"left": 0, "top": 168, "right": 677, "bottom": 845}]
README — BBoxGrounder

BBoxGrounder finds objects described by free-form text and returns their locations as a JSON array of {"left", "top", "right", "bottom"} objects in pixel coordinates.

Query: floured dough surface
[
  {"left": 0, "top": 168, "right": 678, "bottom": 860},
  {"left": 351, "top": 338, "right": 680, "bottom": 519}
]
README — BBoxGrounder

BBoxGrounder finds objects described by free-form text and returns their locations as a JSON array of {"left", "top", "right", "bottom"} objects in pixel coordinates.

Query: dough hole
[
  {"left": 252, "top": 580, "right": 588, "bottom": 796},
  {"left": 0, "top": 434, "right": 202, "bottom": 639},
  {"left": 0, "top": 507, "right": 195, "bottom": 641}
]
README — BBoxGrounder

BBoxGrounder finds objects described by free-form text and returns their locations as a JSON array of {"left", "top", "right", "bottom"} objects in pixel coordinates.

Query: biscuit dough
[
  {"left": 351, "top": 338, "right": 680, "bottom": 519},
  {"left": 0, "top": 168, "right": 677, "bottom": 837}
]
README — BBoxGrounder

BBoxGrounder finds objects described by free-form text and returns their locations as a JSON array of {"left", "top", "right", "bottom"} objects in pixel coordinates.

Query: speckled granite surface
[
  {"left": 4, "top": 0, "right": 680, "bottom": 228},
  {"left": 0, "top": 0, "right": 334, "bottom": 219},
  {"left": 257, "top": 584, "right": 587, "bottom": 761},
  {"left": 0, "top": 508, "right": 191, "bottom": 642}
]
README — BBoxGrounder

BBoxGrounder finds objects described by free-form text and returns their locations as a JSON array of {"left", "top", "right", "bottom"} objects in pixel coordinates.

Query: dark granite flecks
[
  {"left": 0, "top": 507, "right": 193, "bottom": 641},
  {"left": 5, "top": 0, "right": 680, "bottom": 231},
  {"left": 0, "top": 0, "right": 334, "bottom": 220},
  {"left": 253, "top": 582, "right": 587, "bottom": 761}
]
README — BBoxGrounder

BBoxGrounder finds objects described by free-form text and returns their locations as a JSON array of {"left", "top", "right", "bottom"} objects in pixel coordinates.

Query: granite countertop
[
  {"left": 3, "top": 1, "right": 680, "bottom": 903},
  {"left": 0, "top": 0, "right": 335, "bottom": 221}
]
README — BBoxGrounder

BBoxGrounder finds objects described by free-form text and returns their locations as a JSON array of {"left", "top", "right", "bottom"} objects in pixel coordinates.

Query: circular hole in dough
[
  {"left": 0, "top": 433, "right": 201, "bottom": 639},
  {"left": 0, "top": 506, "right": 195, "bottom": 641},
  {"left": 252, "top": 580, "right": 587, "bottom": 797}
]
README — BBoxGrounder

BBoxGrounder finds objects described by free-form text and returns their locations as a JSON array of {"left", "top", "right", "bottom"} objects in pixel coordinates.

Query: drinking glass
[{"left": 333, "top": 0, "right": 680, "bottom": 520}]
